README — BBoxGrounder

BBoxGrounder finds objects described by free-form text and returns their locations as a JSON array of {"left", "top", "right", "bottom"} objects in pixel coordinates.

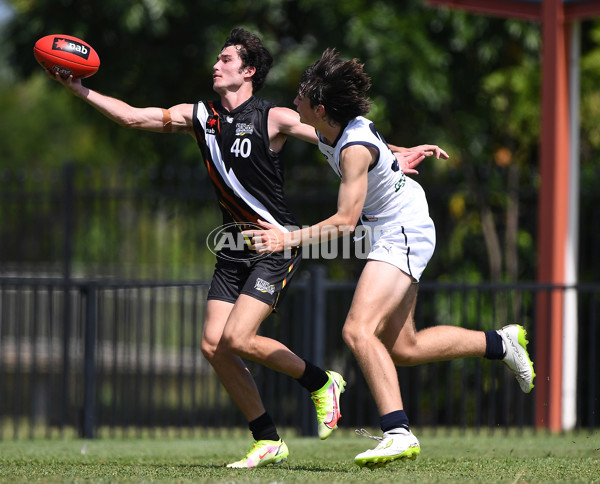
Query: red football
[{"left": 33, "top": 34, "right": 100, "bottom": 79}]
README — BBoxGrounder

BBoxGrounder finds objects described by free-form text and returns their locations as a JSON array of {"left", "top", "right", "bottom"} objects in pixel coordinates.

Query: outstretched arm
[
  {"left": 269, "top": 106, "right": 319, "bottom": 144},
  {"left": 269, "top": 105, "right": 450, "bottom": 168},
  {"left": 46, "top": 70, "right": 195, "bottom": 135}
]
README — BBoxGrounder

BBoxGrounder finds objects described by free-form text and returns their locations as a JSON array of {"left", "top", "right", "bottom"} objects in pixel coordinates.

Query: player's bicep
[
  {"left": 336, "top": 146, "right": 371, "bottom": 222},
  {"left": 167, "top": 104, "right": 195, "bottom": 134},
  {"left": 131, "top": 104, "right": 193, "bottom": 133}
]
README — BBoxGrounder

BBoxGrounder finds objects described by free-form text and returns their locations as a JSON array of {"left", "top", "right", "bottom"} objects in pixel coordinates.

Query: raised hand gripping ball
[{"left": 34, "top": 34, "right": 100, "bottom": 79}]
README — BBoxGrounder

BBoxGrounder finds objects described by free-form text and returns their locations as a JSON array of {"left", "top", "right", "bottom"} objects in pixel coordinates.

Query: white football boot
[
  {"left": 498, "top": 324, "right": 536, "bottom": 393},
  {"left": 354, "top": 428, "right": 420, "bottom": 468}
]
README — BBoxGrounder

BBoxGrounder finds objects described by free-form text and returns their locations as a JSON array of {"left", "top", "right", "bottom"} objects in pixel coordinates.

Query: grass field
[{"left": 0, "top": 429, "right": 598, "bottom": 483}]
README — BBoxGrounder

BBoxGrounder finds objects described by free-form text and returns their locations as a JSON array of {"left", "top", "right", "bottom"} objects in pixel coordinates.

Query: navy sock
[
  {"left": 484, "top": 330, "right": 505, "bottom": 360},
  {"left": 380, "top": 410, "right": 410, "bottom": 433},
  {"left": 296, "top": 359, "right": 329, "bottom": 393},
  {"left": 248, "top": 412, "right": 279, "bottom": 442}
]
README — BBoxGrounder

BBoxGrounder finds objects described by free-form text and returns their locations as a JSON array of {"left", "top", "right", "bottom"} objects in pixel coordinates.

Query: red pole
[
  {"left": 535, "top": 0, "right": 570, "bottom": 431},
  {"left": 427, "top": 0, "right": 600, "bottom": 433}
]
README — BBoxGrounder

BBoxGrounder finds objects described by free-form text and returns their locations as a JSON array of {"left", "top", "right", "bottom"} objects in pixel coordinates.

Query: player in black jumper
[{"left": 47, "top": 28, "right": 347, "bottom": 467}]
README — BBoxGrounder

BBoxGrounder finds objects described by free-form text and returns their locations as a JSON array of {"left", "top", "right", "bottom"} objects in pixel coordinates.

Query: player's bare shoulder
[
  {"left": 268, "top": 106, "right": 297, "bottom": 134},
  {"left": 269, "top": 106, "right": 317, "bottom": 145}
]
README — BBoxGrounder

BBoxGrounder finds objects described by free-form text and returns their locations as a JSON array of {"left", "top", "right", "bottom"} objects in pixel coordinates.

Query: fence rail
[{"left": 1, "top": 272, "right": 598, "bottom": 440}]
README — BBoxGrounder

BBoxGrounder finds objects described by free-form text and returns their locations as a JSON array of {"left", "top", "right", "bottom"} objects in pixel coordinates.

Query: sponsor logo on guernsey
[
  {"left": 205, "top": 116, "right": 218, "bottom": 135},
  {"left": 254, "top": 277, "right": 275, "bottom": 295},
  {"left": 52, "top": 38, "right": 90, "bottom": 60},
  {"left": 394, "top": 172, "right": 406, "bottom": 192},
  {"left": 236, "top": 123, "right": 254, "bottom": 136}
]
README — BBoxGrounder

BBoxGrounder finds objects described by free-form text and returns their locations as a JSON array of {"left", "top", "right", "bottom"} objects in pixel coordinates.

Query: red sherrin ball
[{"left": 33, "top": 34, "right": 100, "bottom": 79}]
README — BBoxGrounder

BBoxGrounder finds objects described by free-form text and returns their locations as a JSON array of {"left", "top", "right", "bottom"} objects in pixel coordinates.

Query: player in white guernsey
[
  {"left": 317, "top": 115, "right": 436, "bottom": 281},
  {"left": 245, "top": 49, "right": 535, "bottom": 467}
]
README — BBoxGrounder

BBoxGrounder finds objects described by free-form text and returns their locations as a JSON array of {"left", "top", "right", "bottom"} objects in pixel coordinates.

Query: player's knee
[
  {"left": 342, "top": 324, "right": 366, "bottom": 353},
  {"left": 201, "top": 331, "right": 237, "bottom": 362},
  {"left": 341, "top": 325, "right": 353, "bottom": 348},
  {"left": 200, "top": 336, "right": 219, "bottom": 362},
  {"left": 391, "top": 352, "right": 414, "bottom": 366},
  {"left": 220, "top": 330, "right": 252, "bottom": 357},
  {"left": 390, "top": 345, "right": 419, "bottom": 366},
  {"left": 219, "top": 331, "right": 237, "bottom": 352}
]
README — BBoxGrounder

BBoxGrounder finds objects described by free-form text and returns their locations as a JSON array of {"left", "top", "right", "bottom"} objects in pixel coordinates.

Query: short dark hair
[
  {"left": 221, "top": 28, "right": 273, "bottom": 92},
  {"left": 298, "top": 48, "right": 372, "bottom": 126}
]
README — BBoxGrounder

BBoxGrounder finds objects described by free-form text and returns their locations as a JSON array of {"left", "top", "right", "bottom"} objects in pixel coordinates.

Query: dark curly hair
[
  {"left": 221, "top": 28, "right": 273, "bottom": 93},
  {"left": 298, "top": 48, "right": 372, "bottom": 126}
]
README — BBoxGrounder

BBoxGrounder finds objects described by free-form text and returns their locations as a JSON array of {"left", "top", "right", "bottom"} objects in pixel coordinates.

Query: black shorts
[{"left": 207, "top": 248, "right": 302, "bottom": 311}]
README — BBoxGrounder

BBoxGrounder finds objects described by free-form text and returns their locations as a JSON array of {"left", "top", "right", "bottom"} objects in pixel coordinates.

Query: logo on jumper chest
[
  {"left": 236, "top": 122, "right": 254, "bottom": 136},
  {"left": 205, "top": 115, "right": 219, "bottom": 135}
]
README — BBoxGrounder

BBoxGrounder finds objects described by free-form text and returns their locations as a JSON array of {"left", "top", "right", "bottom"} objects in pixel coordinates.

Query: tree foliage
[{"left": 1, "top": 0, "right": 599, "bottom": 282}]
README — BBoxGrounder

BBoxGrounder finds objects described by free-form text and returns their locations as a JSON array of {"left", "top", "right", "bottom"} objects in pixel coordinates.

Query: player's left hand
[{"left": 243, "top": 220, "right": 286, "bottom": 253}]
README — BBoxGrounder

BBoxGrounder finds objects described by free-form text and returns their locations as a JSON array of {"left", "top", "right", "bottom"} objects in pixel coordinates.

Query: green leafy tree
[{"left": 1, "top": 0, "right": 599, "bottom": 282}]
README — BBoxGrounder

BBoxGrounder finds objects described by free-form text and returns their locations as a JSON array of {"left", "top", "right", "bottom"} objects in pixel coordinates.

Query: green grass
[{"left": 0, "top": 429, "right": 598, "bottom": 483}]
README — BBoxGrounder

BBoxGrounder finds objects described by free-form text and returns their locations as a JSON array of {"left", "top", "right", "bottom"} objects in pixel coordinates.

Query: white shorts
[{"left": 361, "top": 214, "right": 436, "bottom": 282}]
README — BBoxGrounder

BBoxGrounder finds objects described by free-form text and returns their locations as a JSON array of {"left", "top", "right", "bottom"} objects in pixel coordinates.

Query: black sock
[
  {"left": 296, "top": 359, "right": 329, "bottom": 393},
  {"left": 380, "top": 410, "right": 410, "bottom": 433},
  {"left": 248, "top": 412, "right": 279, "bottom": 442},
  {"left": 484, "top": 330, "right": 505, "bottom": 360}
]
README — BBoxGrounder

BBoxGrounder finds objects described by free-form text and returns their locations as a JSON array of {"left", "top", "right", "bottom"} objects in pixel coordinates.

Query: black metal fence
[
  {"left": 1, "top": 163, "right": 598, "bottom": 438},
  {"left": 1, "top": 271, "right": 598, "bottom": 440}
]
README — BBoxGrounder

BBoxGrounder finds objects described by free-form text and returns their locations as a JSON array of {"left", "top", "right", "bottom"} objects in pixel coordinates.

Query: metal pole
[
  {"left": 82, "top": 283, "right": 97, "bottom": 439},
  {"left": 61, "top": 162, "right": 74, "bottom": 434},
  {"left": 535, "top": 0, "right": 570, "bottom": 431},
  {"left": 300, "top": 265, "right": 327, "bottom": 437},
  {"left": 563, "top": 19, "right": 581, "bottom": 431},
  {"left": 311, "top": 265, "right": 327, "bottom": 369}
]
